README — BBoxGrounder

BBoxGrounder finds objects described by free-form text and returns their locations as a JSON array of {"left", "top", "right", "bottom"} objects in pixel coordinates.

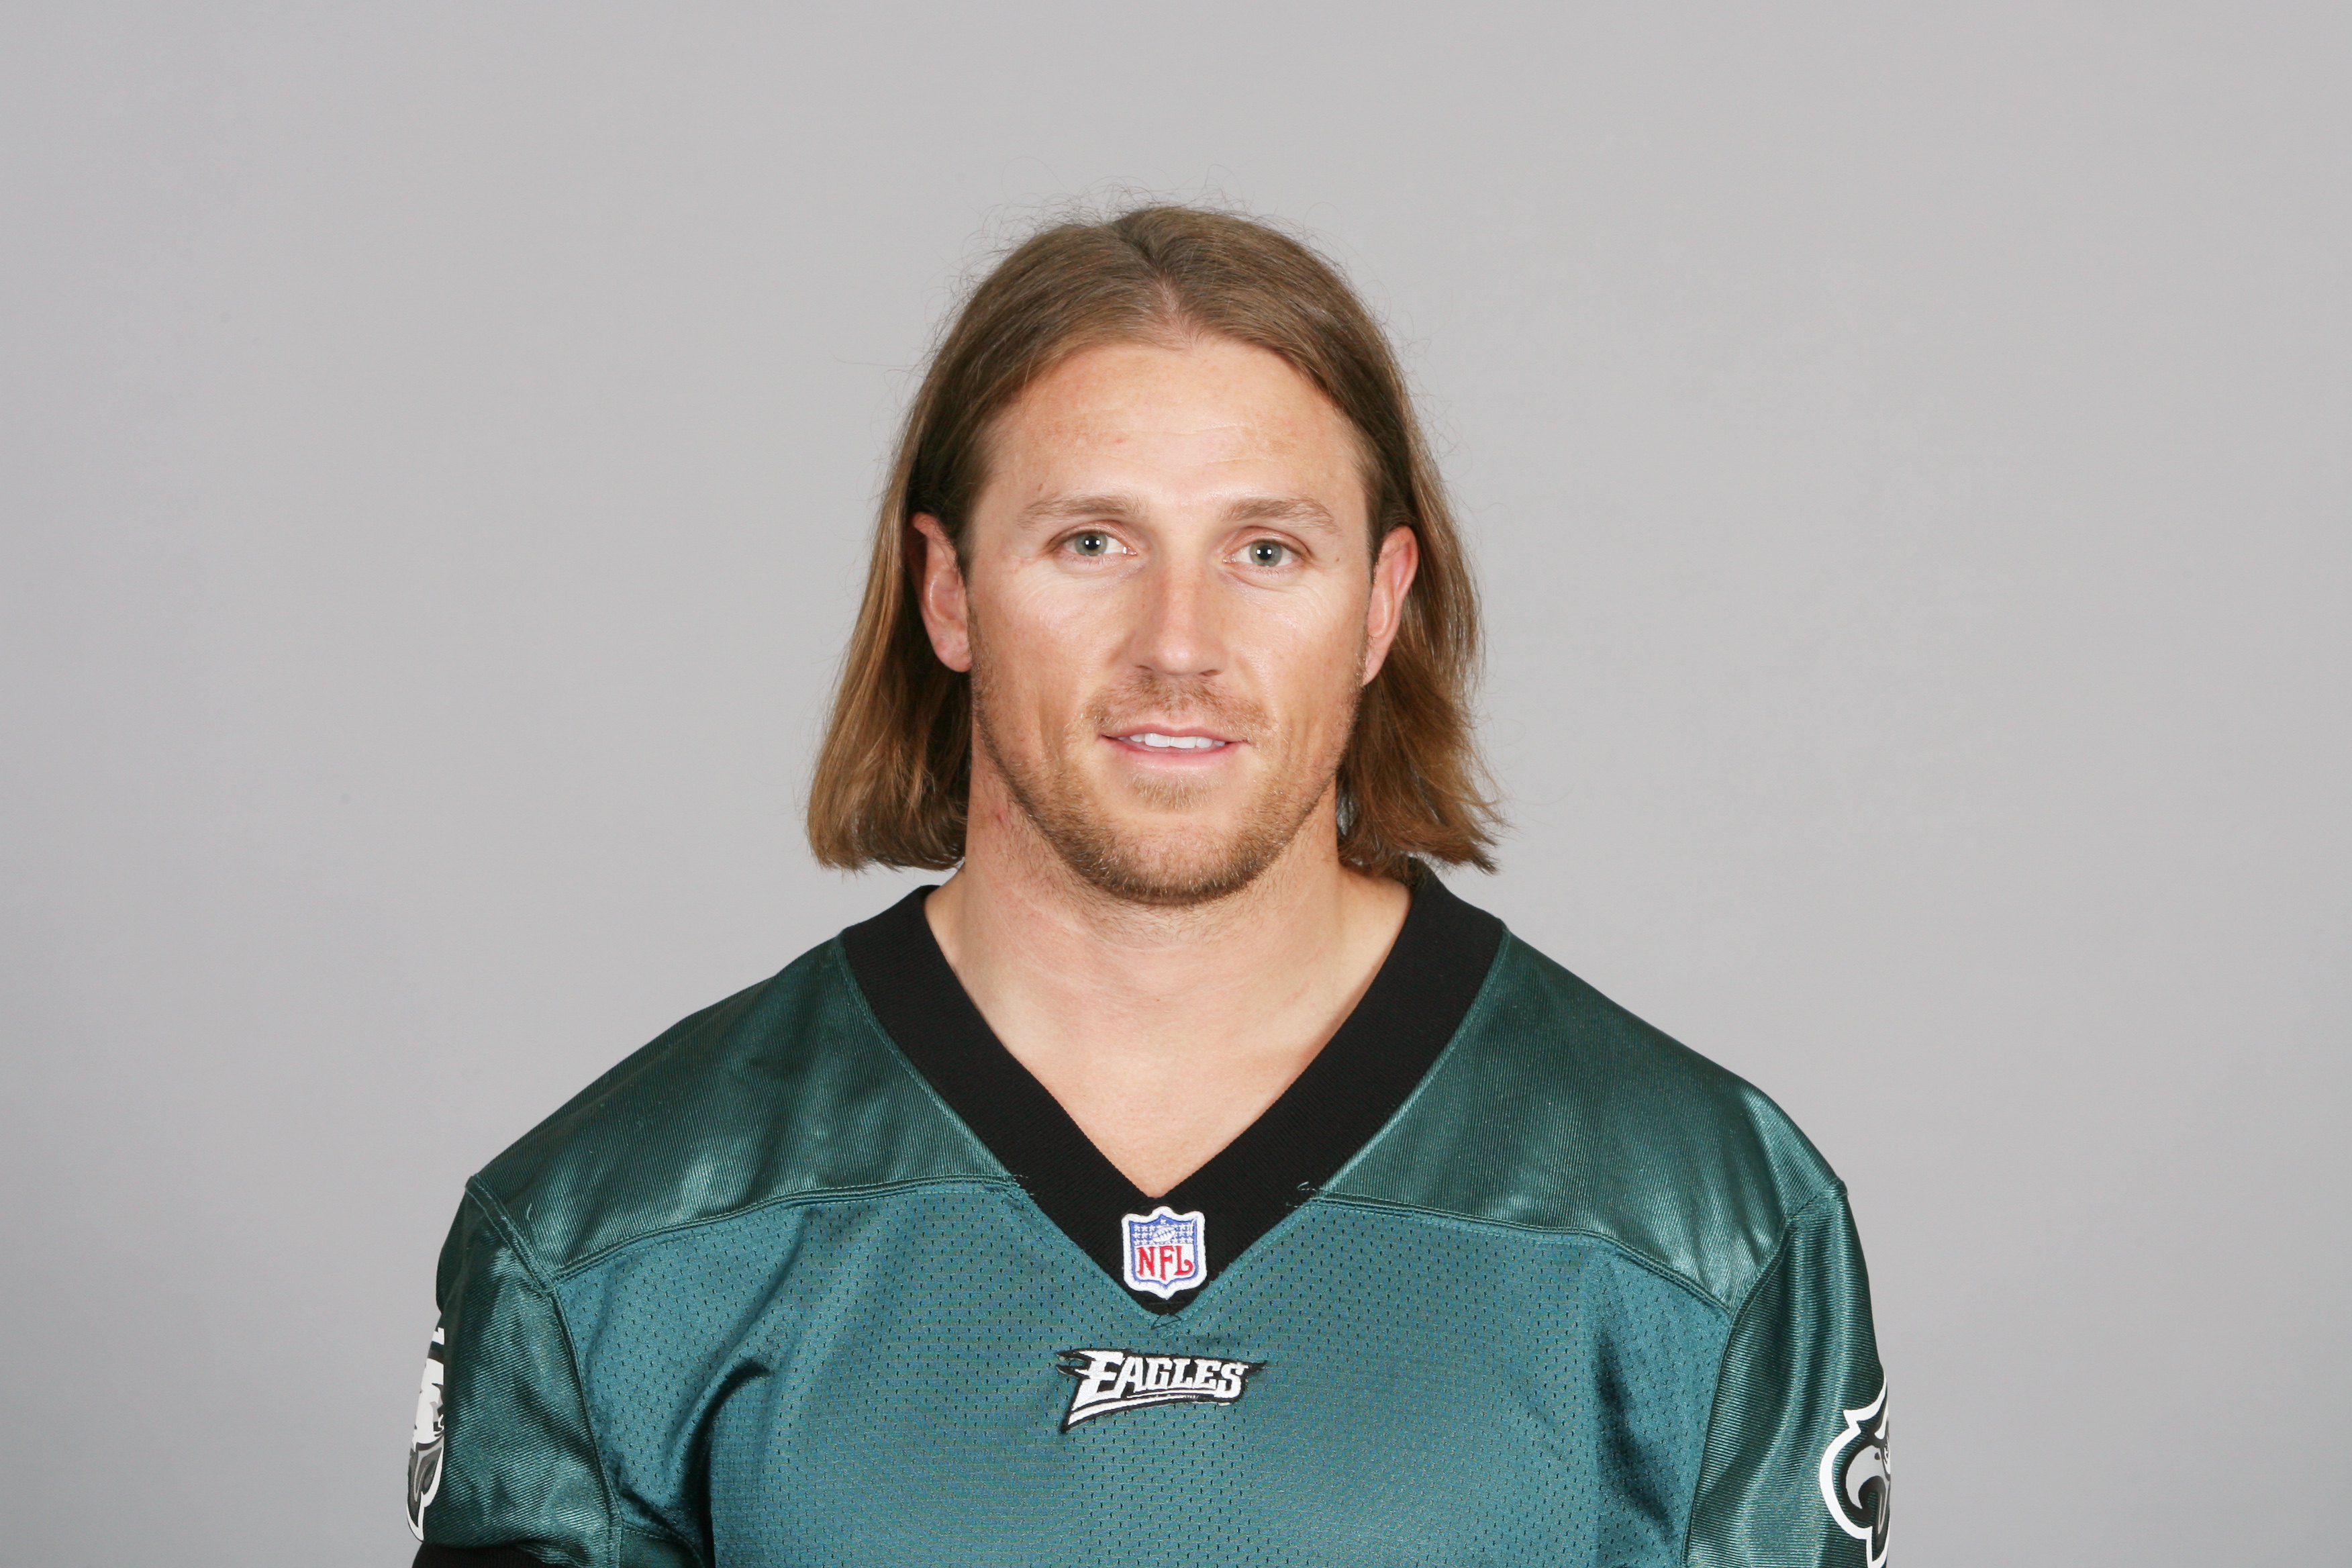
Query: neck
[{"left": 924, "top": 760, "right": 1410, "bottom": 1195}]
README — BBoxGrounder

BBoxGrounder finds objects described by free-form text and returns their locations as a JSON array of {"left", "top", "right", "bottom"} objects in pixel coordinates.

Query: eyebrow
[
  {"left": 1020, "top": 493, "right": 1148, "bottom": 524},
  {"left": 1018, "top": 493, "right": 1341, "bottom": 532},
  {"left": 1227, "top": 495, "right": 1339, "bottom": 532}
]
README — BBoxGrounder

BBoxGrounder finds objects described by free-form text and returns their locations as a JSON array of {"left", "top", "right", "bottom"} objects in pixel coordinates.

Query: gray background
[{"left": 3, "top": 5, "right": 2344, "bottom": 1563}]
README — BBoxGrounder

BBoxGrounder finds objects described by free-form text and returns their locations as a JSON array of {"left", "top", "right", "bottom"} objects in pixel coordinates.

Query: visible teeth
[{"left": 1134, "top": 732, "right": 1222, "bottom": 750}]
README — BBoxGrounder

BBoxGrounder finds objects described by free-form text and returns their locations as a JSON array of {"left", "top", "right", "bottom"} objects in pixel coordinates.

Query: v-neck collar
[{"left": 838, "top": 872, "right": 1506, "bottom": 1313}]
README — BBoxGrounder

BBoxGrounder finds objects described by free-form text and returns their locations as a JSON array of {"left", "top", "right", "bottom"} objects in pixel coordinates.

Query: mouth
[{"left": 1104, "top": 726, "right": 1240, "bottom": 755}]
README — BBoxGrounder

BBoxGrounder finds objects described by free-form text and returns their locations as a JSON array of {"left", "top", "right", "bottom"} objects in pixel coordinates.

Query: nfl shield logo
[{"left": 1120, "top": 1206, "right": 1208, "bottom": 1299}]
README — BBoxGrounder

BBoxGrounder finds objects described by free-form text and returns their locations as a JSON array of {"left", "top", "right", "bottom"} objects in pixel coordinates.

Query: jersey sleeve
[
  {"left": 1684, "top": 1185, "right": 1890, "bottom": 1568},
  {"left": 411, "top": 1185, "right": 614, "bottom": 1568}
]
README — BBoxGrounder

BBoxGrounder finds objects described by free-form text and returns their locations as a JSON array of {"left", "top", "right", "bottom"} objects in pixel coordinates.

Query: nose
[{"left": 1126, "top": 552, "right": 1225, "bottom": 680}]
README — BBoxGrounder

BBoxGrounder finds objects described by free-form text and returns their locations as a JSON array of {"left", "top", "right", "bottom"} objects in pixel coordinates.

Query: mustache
[{"left": 1084, "top": 675, "right": 1268, "bottom": 740}]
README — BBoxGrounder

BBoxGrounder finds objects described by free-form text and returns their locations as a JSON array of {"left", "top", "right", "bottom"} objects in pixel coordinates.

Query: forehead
[{"left": 982, "top": 336, "right": 1368, "bottom": 515}]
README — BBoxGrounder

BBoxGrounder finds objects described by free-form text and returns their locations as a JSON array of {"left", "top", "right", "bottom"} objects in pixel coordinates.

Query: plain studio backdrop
[{"left": 3, "top": 5, "right": 2345, "bottom": 1564}]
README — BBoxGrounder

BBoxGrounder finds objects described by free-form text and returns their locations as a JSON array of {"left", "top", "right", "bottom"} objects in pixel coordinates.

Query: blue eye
[
  {"left": 1246, "top": 540, "right": 1288, "bottom": 567},
  {"left": 1071, "top": 532, "right": 1112, "bottom": 556}
]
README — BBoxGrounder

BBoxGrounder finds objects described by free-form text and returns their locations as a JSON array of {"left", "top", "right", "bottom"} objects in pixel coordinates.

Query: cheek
[
  {"left": 1244, "top": 589, "right": 1373, "bottom": 721},
  {"left": 971, "top": 571, "right": 1118, "bottom": 722},
  {"left": 996, "top": 569, "right": 1110, "bottom": 652}
]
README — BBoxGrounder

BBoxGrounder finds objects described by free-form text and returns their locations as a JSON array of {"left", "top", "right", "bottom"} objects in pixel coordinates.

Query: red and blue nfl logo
[{"left": 1120, "top": 1206, "right": 1208, "bottom": 1299}]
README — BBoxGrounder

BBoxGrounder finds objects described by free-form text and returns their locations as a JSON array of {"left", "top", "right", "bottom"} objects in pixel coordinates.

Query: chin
[{"left": 1051, "top": 814, "right": 1296, "bottom": 906}]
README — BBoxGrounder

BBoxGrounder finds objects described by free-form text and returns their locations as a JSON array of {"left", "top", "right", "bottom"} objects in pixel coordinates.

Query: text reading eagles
[{"left": 1058, "top": 1349, "right": 1261, "bottom": 1429}]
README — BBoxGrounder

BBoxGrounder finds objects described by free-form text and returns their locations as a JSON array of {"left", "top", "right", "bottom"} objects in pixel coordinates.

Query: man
[{"left": 408, "top": 206, "right": 1890, "bottom": 1567}]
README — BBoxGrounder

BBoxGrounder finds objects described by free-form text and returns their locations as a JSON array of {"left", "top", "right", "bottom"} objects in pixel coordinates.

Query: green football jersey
[{"left": 407, "top": 878, "right": 1889, "bottom": 1567}]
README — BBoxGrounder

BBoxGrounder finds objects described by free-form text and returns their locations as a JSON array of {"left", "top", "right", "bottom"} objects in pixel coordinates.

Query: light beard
[{"left": 969, "top": 660, "right": 1355, "bottom": 908}]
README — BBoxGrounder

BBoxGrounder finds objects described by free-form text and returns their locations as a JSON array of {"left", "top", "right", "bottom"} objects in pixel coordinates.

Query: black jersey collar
[{"left": 839, "top": 873, "right": 1505, "bottom": 1314}]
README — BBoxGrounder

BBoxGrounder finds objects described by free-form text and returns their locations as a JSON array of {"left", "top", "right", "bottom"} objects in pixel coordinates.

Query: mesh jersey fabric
[{"left": 413, "top": 900, "right": 1886, "bottom": 1567}]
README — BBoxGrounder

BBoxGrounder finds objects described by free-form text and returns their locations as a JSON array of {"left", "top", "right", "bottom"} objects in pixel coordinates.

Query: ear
[
  {"left": 1360, "top": 526, "right": 1420, "bottom": 685},
  {"left": 911, "top": 514, "right": 973, "bottom": 673}
]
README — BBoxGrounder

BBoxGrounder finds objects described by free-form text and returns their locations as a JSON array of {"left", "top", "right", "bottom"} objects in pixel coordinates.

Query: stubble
[{"left": 968, "top": 643, "right": 1359, "bottom": 908}]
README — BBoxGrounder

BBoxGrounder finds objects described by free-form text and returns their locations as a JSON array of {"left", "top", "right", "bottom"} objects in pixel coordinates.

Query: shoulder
[
  {"left": 1326, "top": 927, "right": 1843, "bottom": 1314},
  {"left": 462, "top": 934, "right": 1000, "bottom": 1276}
]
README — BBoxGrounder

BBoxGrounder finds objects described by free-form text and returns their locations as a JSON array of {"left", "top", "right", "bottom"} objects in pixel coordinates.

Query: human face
[{"left": 914, "top": 334, "right": 1418, "bottom": 904}]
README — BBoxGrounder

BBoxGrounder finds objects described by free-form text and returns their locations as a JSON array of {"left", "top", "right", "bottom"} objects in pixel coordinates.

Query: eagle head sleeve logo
[
  {"left": 1817, "top": 1381, "right": 1891, "bottom": 1568},
  {"left": 406, "top": 1325, "right": 446, "bottom": 1540}
]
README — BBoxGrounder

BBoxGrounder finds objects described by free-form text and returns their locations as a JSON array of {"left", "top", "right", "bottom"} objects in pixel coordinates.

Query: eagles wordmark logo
[
  {"left": 1120, "top": 1206, "right": 1207, "bottom": 1299},
  {"left": 1058, "top": 1349, "right": 1261, "bottom": 1430},
  {"left": 406, "top": 1325, "right": 446, "bottom": 1540},
  {"left": 1817, "top": 1382, "right": 1891, "bottom": 1568}
]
